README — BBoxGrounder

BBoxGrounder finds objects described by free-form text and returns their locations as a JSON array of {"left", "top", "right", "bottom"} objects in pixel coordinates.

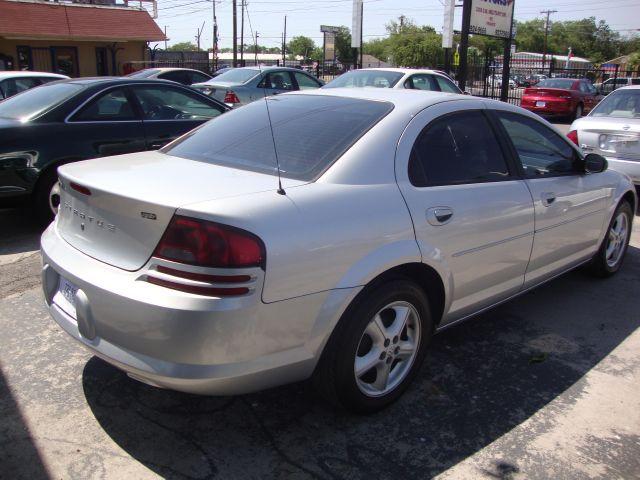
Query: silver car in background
[
  {"left": 41, "top": 89, "right": 636, "bottom": 413},
  {"left": 191, "top": 66, "right": 324, "bottom": 107},
  {"left": 323, "top": 68, "right": 462, "bottom": 93},
  {"left": 569, "top": 86, "right": 640, "bottom": 187}
]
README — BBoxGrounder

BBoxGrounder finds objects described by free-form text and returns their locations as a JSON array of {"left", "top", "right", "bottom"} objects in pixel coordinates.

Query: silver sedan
[
  {"left": 569, "top": 85, "right": 640, "bottom": 187},
  {"left": 191, "top": 66, "right": 324, "bottom": 107},
  {"left": 41, "top": 89, "right": 636, "bottom": 413}
]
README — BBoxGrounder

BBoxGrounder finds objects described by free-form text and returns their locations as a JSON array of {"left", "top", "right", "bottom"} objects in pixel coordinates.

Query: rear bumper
[
  {"left": 41, "top": 221, "right": 353, "bottom": 395},
  {"left": 607, "top": 157, "right": 640, "bottom": 185},
  {"left": 521, "top": 99, "right": 573, "bottom": 117}
]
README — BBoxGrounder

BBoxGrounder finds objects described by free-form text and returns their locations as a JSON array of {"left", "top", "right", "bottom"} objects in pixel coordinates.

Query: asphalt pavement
[{"left": 1, "top": 142, "right": 639, "bottom": 479}]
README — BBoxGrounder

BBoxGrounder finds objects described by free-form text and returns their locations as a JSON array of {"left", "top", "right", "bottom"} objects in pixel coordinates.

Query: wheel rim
[
  {"left": 605, "top": 212, "right": 628, "bottom": 267},
  {"left": 354, "top": 301, "right": 421, "bottom": 397},
  {"left": 49, "top": 181, "right": 61, "bottom": 216}
]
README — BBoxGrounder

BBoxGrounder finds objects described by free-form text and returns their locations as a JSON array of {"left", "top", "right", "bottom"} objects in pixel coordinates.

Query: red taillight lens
[
  {"left": 567, "top": 130, "right": 579, "bottom": 146},
  {"left": 153, "top": 216, "right": 265, "bottom": 269},
  {"left": 70, "top": 182, "right": 91, "bottom": 196},
  {"left": 523, "top": 88, "right": 532, "bottom": 95},
  {"left": 223, "top": 90, "right": 240, "bottom": 104}
]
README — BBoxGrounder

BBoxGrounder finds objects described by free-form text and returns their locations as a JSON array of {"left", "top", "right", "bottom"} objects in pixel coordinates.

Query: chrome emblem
[
  {"left": 623, "top": 125, "right": 631, "bottom": 131},
  {"left": 63, "top": 202, "right": 116, "bottom": 232},
  {"left": 141, "top": 212, "right": 157, "bottom": 220}
]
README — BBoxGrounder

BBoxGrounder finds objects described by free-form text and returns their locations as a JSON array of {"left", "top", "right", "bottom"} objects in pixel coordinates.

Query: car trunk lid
[
  {"left": 574, "top": 117, "right": 640, "bottom": 161},
  {"left": 56, "top": 151, "right": 304, "bottom": 271},
  {"left": 524, "top": 87, "right": 572, "bottom": 98}
]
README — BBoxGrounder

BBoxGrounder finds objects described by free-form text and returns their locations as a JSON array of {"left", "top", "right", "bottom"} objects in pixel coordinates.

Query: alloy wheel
[
  {"left": 354, "top": 301, "right": 421, "bottom": 397},
  {"left": 49, "top": 181, "right": 61, "bottom": 216},
  {"left": 605, "top": 212, "right": 629, "bottom": 267}
]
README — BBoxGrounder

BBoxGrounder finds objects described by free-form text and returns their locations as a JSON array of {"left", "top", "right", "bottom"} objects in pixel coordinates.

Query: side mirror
[{"left": 584, "top": 153, "right": 608, "bottom": 174}]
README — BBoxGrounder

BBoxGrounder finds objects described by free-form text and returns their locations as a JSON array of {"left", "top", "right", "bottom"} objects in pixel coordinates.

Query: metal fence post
[{"left": 613, "top": 64, "right": 619, "bottom": 93}]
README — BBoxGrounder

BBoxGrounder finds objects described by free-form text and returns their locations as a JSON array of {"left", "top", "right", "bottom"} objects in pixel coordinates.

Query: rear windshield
[
  {"left": 590, "top": 89, "right": 640, "bottom": 118},
  {"left": 324, "top": 70, "right": 404, "bottom": 89},
  {"left": 164, "top": 95, "right": 393, "bottom": 180},
  {"left": 212, "top": 68, "right": 259, "bottom": 84},
  {"left": 126, "top": 69, "right": 161, "bottom": 78},
  {"left": 0, "top": 82, "right": 84, "bottom": 120},
  {"left": 537, "top": 79, "right": 575, "bottom": 89}
]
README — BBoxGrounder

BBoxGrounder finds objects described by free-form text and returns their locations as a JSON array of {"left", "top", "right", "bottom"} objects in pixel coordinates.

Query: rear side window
[
  {"left": 408, "top": 111, "right": 510, "bottom": 187},
  {"left": 165, "top": 95, "right": 393, "bottom": 181},
  {"left": 496, "top": 111, "right": 580, "bottom": 177},
  {"left": 259, "top": 72, "right": 294, "bottom": 90},
  {"left": 72, "top": 88, "right": 137, "bottom": 122}
]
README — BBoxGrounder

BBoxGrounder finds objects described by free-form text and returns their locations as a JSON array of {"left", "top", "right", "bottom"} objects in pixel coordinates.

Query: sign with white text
[{"left": 469, "top": 0, "right": 514, "bottom": 39}]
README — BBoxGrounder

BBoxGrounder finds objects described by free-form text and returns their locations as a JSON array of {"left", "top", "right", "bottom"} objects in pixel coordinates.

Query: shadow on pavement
[
  {"left": 0, "top": 207, "right": 42, "bottom": 256},
  {"left": 82, "top": 246, "right": 640, "bottom": 479},
  {"left": 0, "top": 368, "right": 50, "bottom": 478}
]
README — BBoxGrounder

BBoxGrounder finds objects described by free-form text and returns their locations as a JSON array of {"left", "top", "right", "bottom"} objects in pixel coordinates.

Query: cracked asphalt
[{"left": 1, "top": 202, "right": 639, "bottom": 480}]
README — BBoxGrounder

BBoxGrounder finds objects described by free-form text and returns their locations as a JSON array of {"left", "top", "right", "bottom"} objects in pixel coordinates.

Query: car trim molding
[{"left": 452, "top": 231, "right": 534, "bottom": 257}]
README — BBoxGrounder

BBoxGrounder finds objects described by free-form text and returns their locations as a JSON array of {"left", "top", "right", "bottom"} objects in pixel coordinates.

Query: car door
[
  {"left": 492, "top": 109, "right": 607, "bottom": 287},
  {"left": 395, "top": 100, "right": 535, "bottom": 323},
  {"left": 66, "top": 86, "right": 146, "bottom": 156},
  {"left": 129, "top": 84, "right": 226, "bottom": 149}
]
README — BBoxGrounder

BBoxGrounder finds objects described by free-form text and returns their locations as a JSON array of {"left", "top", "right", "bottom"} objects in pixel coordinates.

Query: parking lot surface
[{"left": 1, "top": 185, "right": 639, "bottom": 478}]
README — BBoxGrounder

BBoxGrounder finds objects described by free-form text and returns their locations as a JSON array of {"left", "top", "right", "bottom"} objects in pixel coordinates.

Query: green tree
[
  {"left": 287, "top": 36, "right": 316, "bottom": 60},
  {"left": 363, "top": 37, "right": 391, "bottom": 62},
  {"left": 334, "top": 26, "right": 354, "bottom": 64},
  {"left": 385, "top": 18, "right": 442, "bottom": 67},
  {"left": 167, "top": 42, "right": 199, "bottom": 52}
]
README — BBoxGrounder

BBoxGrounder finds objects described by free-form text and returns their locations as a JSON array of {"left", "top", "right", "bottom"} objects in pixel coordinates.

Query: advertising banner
[{"left": 469, "top": 0, "right": 514, "bottom": 38}]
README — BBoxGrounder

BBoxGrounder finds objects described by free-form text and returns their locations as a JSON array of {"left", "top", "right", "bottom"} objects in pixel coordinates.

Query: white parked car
[
  {"left": 0, "top": 71, "right": 68, "bottom": 99},
  {"left": 41, "top": 89, "right": 636, "bottom": 413},
  {"left": 324, "top": 68, "right": 463, "bottom": 94},
  {"left": 569, "top": 86, "right": 640, "bottom": 186},
  {"left": 488, "top": 74, "right": 516, "bottom": 89}
]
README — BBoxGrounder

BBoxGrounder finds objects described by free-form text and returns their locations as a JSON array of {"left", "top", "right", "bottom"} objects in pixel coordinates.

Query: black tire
[
  {"left": 572, "top": 103, "right": 584, "bottom": 121},
  {"left": 588, "top": 201, "right": 633, "bottom": 277},
  {"left": 313, "top": 278, "right": 433, "bottom": 414},
  {"left": 33, "top": 167, "right": 60, "bottom": 227}
]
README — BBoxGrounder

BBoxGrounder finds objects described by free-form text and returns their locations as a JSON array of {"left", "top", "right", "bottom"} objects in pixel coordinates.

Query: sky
[{"left": 148, "top": 0, "right": 640, "bottom": 51}]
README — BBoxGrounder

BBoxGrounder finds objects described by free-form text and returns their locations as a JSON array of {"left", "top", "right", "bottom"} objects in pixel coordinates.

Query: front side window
[
  {"left": 72, "top": 88, "right": 137, "bottom": 122},
  {"left": 408, "top": 111, "right": 510, "bottom": 187},
  {"left": 496, "top": 111, "right": 580, "bottom": 177},
  {"left": 434, "top": 75, "right": 460, "bottom": 93},
  {"left": 293, "top": 72, "right": 321, "bottom": 90},
  {"left": 132, "top": 85, "right": 224, "bottom": 120},
  {"left": 259, "top": 72, "right": 294, "bottom": 90},
  {"left": 404, "top": 75, "right": 438, "bottom": 91},
  {"left": 164, "top": 95, "right": 393, "bottom": 181}
]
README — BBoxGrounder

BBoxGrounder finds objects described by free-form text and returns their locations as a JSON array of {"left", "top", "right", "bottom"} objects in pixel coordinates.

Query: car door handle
[
  {"left": 541, "top": 192, "right": 556, "bottom": 206},
  {"left": 426, "top": 207, "right": 454, "bottom": 226}
]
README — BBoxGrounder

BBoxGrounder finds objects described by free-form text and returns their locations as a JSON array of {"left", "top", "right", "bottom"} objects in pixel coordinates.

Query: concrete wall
[{"left": 0, "top": 39, "right": 148, "bottom": 76}]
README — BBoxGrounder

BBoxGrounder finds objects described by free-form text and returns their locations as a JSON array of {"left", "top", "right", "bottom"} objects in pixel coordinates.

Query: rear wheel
[
  {"left": 313, "top": 279, "right": 433, "bottom": 413},
  {"left": 573, "top": 103, "right": 584, "bottom": 121},
  {"left": 588, "top": 201, "right": 632, "bottom": 277}
]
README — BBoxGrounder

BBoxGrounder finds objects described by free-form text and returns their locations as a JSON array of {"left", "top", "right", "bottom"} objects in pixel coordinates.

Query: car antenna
[{"left": 259, "top": 63, "right": 286, "bottom": 195}]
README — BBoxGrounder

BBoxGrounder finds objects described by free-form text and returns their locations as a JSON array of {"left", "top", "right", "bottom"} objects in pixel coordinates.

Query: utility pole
[
  {"left": 457, "top": 0, "right": 472, "bottom": 92},
  {"left": 232, "top": 0, "right": 238, "bottom": 67},
  {"left": 359, "top": 1, "right": 363, "bottom": 69},
  {"left": 254, "top": 31, "right": 259, "bottom": 65},
  {"left": 164, "top": 26, "right": 167, "bottom": 50},
  {"left": 212, "top": 0, "right": 218, "bottom": 71},
  {"left": 541, "top": 9, "right": 557, "bottom": 70},
  {"left": 195, "top": 21, "right": 205, "bottom": 51},
  {"left": 240, "top": 0, "right": 245, "bottom": 64},
  {"left": 282, "top": 15, "right": 287, "bottom": 65},
  {"left": 399, "top": 15, "right": 405, "bottom": 32}
]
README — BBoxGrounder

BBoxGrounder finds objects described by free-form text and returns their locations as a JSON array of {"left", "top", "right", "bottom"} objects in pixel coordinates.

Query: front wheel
[
  {"left": 313, "top": 279, "right": 433, "bottom": 413},
  {"left": 588, "top": 201, "right": 633, "bottom": 277}
]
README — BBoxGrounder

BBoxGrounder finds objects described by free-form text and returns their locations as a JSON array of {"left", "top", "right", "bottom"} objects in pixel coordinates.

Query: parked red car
[{"left": 520, "top": 78, "right": 602, "bottom": 120}]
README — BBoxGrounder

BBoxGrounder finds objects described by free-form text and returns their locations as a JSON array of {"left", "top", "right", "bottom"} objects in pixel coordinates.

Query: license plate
[
  {"left": 536, "top": 101, "right": 546, "bottom": 107},
  {"left": 53, "top": 276, "right": 78, "bottom": 319}
]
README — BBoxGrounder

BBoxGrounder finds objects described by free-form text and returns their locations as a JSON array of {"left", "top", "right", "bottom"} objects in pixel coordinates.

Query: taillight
[
  {"left": 523, "top": 88, "right": 532, "bottom": 95},
  {"left": 153, "top": 215, "right": 265, "bottom": 269},
  {"left": 223, "top": 90, "right": 240, "bottom": 104},
  {"left": 70, "top": 182, "right": 91, "bottom": 196},
  {"left": 567, "top": 130, "right": 579, "bottom": 146}
]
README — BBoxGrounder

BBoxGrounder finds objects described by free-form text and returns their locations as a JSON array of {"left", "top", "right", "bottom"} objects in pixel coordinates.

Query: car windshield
[
  {"left": 126, "top": 69, "right": 161, "bottom": 78},
  {"left": 164, "top": 95, "right": 393, "bottom": 181},
  {"left": 0, "top": 82, "right": 84, "bottom": 121},
  {"left": 590, "top": 89, "right": 640, "bottom": 118},
  {"left": 324, "top": 70, "right": 404, "bottom": 88},
  {"left": 211, "top": 68, "right": 259, "bottom": 83},
  {"left": 537, "top": 79, "right": 575, "bottom": 89}
]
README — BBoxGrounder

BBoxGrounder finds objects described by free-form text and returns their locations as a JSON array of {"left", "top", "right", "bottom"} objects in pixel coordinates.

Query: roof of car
[
  {"left": 232, "top": 66, "right": 308, "bottom": 72},
  {"left": 136, "top": 67, "right": 209, "bottom": 74},
  {"left": 357, "top": 67, "right": 445, "bottom": 75},
  {"left": 0, "top": 71, "right": 68, "bottom": 79}
]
